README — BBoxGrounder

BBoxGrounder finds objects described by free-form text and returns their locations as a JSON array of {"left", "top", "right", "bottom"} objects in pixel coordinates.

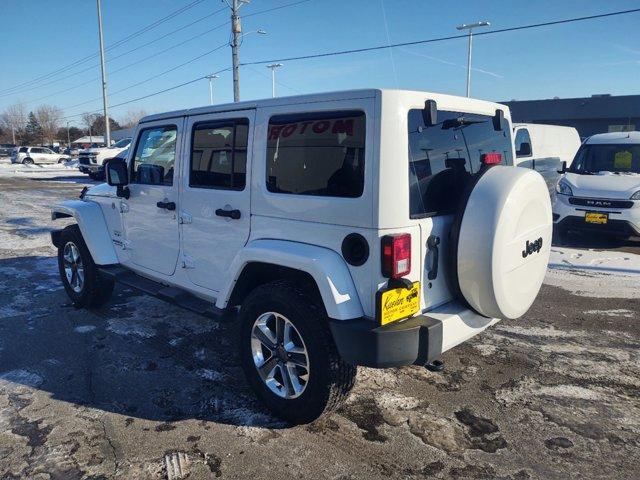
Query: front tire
[
  {"left": 239, "top": 280, "right": 356, "bottom": 424},
  {"left": 57, "top": 225, "right": 114, "bottom": 308}
]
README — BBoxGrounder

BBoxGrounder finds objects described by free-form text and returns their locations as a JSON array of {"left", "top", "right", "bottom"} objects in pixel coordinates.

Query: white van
[
  {"left": 553, "top": 131, "right": 640, "bottom": 238},
  {"left": 513, "top": 123, "right": 581, "bottom": 193}
]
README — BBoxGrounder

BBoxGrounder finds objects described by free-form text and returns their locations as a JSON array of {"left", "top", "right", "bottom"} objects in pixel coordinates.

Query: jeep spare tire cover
[{"left": 451, "top": 165, "right": 552, "bottom": 320}]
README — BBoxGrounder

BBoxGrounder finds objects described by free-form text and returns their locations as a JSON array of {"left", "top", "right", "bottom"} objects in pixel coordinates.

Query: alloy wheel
[
  {"left": 63, "top": 242, "right": 85, "bottom": 293},
  {"left": 250, "top": 312, "right": 310, "bottom": 399}
]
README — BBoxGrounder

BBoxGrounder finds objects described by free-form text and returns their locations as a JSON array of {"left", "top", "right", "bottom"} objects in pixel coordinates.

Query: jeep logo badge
[{"left": 522, "top": 237, "right": 543, "bottom": 258}]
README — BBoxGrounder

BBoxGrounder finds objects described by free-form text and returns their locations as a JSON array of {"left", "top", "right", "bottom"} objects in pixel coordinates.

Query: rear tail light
[
  {"left": 381, "top": 233, "right": 411, "bottom": 278},
  {"left": 481, "top": 152, "right": 502, "bottom": 165}
]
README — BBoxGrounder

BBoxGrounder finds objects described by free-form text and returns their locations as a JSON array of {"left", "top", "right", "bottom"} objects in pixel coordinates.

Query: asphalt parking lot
[{"left": 0, "top": 174, "right": 639, "bottom": 479}]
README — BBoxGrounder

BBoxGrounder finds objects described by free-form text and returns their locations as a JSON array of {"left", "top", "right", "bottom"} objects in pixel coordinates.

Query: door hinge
[
  {"left": 181, "top": 254, "right": 196, "bottom": 269},
  {"left": 179, "top": 211, "right": 192, "bottom": 224}
]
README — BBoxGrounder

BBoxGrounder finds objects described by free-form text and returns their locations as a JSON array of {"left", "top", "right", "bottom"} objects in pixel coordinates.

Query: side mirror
[
  {"left": 557, "top": 161, "right": 567, "bottom": 174},
  {"left": 492, "top": 109, "right": 504, "bottom": 131},
  {"left": 105, "top": 158, "right": 130, "bottom": 199},
  {"left": 422, "top": 99, "right": 437, "bottom": 126},
  {"left": 517, "top": 142, "right": 532, "bottom": 157}
]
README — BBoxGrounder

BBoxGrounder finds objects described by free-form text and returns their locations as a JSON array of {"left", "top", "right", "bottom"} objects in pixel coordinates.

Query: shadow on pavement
[{"left": 0, "top": 255, "right": 284, "bottom": 430}]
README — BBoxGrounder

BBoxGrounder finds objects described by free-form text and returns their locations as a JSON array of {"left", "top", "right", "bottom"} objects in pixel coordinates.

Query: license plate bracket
[
  {"left": 376, "top": 281, "right": 421, "bottom": 326},
  {"left": 584, "top": 212, "right": 608, "bottom": 224}
]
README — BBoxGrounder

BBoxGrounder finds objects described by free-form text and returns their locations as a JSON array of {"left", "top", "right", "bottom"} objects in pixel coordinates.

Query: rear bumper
[{"left": 330, "top": 301, "right": 499, "bottom": 368}]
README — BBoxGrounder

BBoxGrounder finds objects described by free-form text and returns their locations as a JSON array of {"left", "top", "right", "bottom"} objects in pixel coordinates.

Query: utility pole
[
  {"left": 66, "top": 121, "right": 71, "bottom": 148},
  {"left": 206, "top": 74, "right": 219, "bottom": 105},
  {"left": 456, "top": 21, "right": 490, "bottom": 97},
  {"left": 266, "top": 63, "right": 283, "bottom": 98},
  {"left": 11, "top": 125, "right": 16, "bottom": 145},
  {"left": 96, "top": 0, "right": 111, "bottom": 145},
  {"left": 230, "top": 0, "right": 242, "bottom": 102}
]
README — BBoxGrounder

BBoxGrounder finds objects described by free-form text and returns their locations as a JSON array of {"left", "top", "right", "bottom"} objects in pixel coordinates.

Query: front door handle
[
  {"left": 156, "top": 201, "right": 176, "bottom": 211},
  {"left": 215, "top": 208, "right": 241, "bottom": 220}
]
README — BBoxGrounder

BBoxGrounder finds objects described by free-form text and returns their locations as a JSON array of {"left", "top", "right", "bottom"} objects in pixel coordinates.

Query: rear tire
[
  {"left": 57, "top": 225, "right": 114, "bottom": 308},
  {"left": 22, "top": 158, "right": 34, "bottom": 165},
  {"left": 239, "top": 280, "right": 356, "bottom": 424}
]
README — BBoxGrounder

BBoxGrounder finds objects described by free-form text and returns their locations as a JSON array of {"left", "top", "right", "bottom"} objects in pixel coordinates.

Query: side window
[
  {"left": 31, "top": 148, "right": 44, "bottom": 154},
  {"left": 19, "top": 147, "right": 28, "bottom": 153},
  {"left": 515, "top": 128, "right": 532, "bottom": 157},
  {"left": 131, "top": 125, "right": 177, "bottom": 185},
  {"left": 43, "top": 148, "right": 53, "bottom": 154},
  {"left": 266, "top": 111, "right": 366, "bottom": 198},
  {"left": 190, "top": 119, "right": 248, "bottom": 190}
]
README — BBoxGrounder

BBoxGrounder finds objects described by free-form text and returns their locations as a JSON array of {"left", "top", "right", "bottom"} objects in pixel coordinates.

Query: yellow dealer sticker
[
  {"left": 377, "top": 282, "right": 420, "bottom": 326},
  {"left": 614, "top": 150, "right": 632, "bottom": 170}
]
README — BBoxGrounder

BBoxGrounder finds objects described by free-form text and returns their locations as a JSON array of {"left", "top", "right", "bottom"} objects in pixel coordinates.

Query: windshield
[
  {"left": 408, "top": 109, "right": 513, "bottom": 218},
  {"left": 571, "top": 144, "right": 640, "bottom": 174},
  {"left": 112, "top": 138, "right": 131, "bottom": 149}
]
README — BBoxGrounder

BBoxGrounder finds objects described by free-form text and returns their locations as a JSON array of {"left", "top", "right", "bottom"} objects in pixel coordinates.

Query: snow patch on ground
[
  {"left": 584, "top": 309, "right": 635, "bottom": 318},
  {"left": 0, "top": 161, "right": 83, "bottom": 178},
  {"left": 196, "top": 369, "right": 224, "bottom": 382},
  {"left": 497, "top": 377, "right": 609, "bottom": 405},
  {"left": 545, "top": 246, "right": 640, "bottom": 298},
  {"left": 74, "top": 325, "right": 97, "bottom": 333},
  {"left": 107, "top": 319, "right": 156, "bottom": 338}
]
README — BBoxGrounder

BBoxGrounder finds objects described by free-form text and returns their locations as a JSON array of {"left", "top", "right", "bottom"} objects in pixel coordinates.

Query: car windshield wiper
[{"left": 441, "top": 117, "right": 486, "bottom": 130}]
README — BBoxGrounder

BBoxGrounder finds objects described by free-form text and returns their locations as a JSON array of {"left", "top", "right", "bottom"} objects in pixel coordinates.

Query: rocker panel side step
[{"left": 98, "top": 265, "right": 225, "bottom": 317}]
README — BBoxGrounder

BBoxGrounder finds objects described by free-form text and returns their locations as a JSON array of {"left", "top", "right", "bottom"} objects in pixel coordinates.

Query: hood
[
  {"left": 85, "top": 182, "right": 117, "bottom": 198},
  {"left": 563, "top": 172, "right": 640, "bottom": 199}
]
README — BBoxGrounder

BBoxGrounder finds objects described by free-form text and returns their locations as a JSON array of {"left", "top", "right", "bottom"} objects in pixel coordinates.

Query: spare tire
[{"left": 449, "top": 165, "right": 552, "bottom": 320}]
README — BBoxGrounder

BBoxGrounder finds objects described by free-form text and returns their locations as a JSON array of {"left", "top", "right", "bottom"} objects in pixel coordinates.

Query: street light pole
[
  {"left": 456, "top": 21, "right": 490, "bottom": 97},
  {"left": 266, "top": 63, "right": 283, "bottom": 98},
  {"left": 96, "top": 0, "right": 111, "bottom": 145},
  {"left": 205, "top": 74, "right": 219, "bottom": 105}
]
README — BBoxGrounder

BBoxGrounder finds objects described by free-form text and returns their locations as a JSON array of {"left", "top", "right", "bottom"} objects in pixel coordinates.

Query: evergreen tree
[{"left": 24, "top": 112, "right": 43, "bottom": 144}]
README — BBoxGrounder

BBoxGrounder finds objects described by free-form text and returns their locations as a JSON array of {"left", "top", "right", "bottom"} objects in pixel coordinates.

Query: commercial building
[{"left": 503, "top": 94, "right": 640, "bottom": 138}]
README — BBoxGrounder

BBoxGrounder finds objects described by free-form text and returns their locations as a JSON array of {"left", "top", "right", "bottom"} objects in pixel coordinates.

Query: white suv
[
  {"left": 50, "top": 89, "right": 552, "bottom": 423},
  {"left": 553, "top": 131, "right": 640, "bottom": 238},
  {"left": 11, "top": 146, "right": 70, "bottom": 164}
]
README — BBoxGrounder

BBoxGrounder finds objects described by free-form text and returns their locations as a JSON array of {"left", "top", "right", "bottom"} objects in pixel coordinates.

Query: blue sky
[{"left": 1, "top": 0, "right": 639, "bottom": 127}]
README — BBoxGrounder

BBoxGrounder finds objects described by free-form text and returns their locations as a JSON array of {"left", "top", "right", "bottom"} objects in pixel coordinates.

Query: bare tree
[
  {"left": 120, "top": 109, "right": 148, "bottom": 129},
  {"left": 35, "top": 104, "right": 63, "bottom": 144},
  {"left": 82, "top": 112, "right": 99, "bottom": 141},
  {"left": 0, "top": 102, "right": 28, "bottom": 144}
]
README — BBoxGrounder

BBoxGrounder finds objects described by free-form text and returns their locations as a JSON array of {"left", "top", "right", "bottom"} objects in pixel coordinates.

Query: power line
[
  {"left": 242, "top": 7, "right": 640, "bottom": 66},
  {"left": 0, "top": 0, "right": 207, "bottom": 95},
  {"left": 0, "top": 6, "right": 228, "bottom": 99},
  {"left": 58, "top": 6, "right": 640, "bottom": 122}
]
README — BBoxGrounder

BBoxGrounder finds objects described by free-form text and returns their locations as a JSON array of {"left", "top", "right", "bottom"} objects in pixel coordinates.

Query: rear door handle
[
  {"left": 215, "top": 208, "right": 241, "bottom": 220},
  {"left": 156, "top": 201, "right": 176, "bottom": 211},
  {"left": 427, "top": 235, "right": 440, "bottom": 280}
]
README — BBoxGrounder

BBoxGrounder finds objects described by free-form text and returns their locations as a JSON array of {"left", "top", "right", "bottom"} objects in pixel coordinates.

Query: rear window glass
[
  {"left": 408, "top": 109, "right": 513, "bottom": 218},
  {"left": 266, "top": 111, "right": 365, "bottom": 198}
]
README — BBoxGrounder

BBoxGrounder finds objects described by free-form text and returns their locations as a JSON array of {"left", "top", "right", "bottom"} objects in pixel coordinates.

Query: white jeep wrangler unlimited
[{"left": 51, "top": 89, "right": 552, "bottom": 423}]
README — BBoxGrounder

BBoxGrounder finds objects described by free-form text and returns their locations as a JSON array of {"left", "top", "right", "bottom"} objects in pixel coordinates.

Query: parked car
[
  {"left": 11, "top": 146, "right": 70, "bottom": 164},
  {"left": 513, "top": 123, "right": 581, "bottom": 194},
  {"left": 553, "top": 131, "right": 640, "bottom": 238},
  {"left": 50, "top": 89, "right": 552, "bottom": 423},
  {"left": 0, "top": 143, "right": 16, "bottom": 157},
  {"left": 78, "top": 137, "right": 132, "bottom": 175},
  {"left": 87, "top": 147, "right": 130, "bottom": 181}
]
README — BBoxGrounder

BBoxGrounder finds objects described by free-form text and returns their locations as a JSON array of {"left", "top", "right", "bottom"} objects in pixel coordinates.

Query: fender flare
[
  {"left": 51, "top": 200, "right": 118, "bottom": 265},
  {"left": 217, "top": 239, "right": 364, "bottom": 321}
]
